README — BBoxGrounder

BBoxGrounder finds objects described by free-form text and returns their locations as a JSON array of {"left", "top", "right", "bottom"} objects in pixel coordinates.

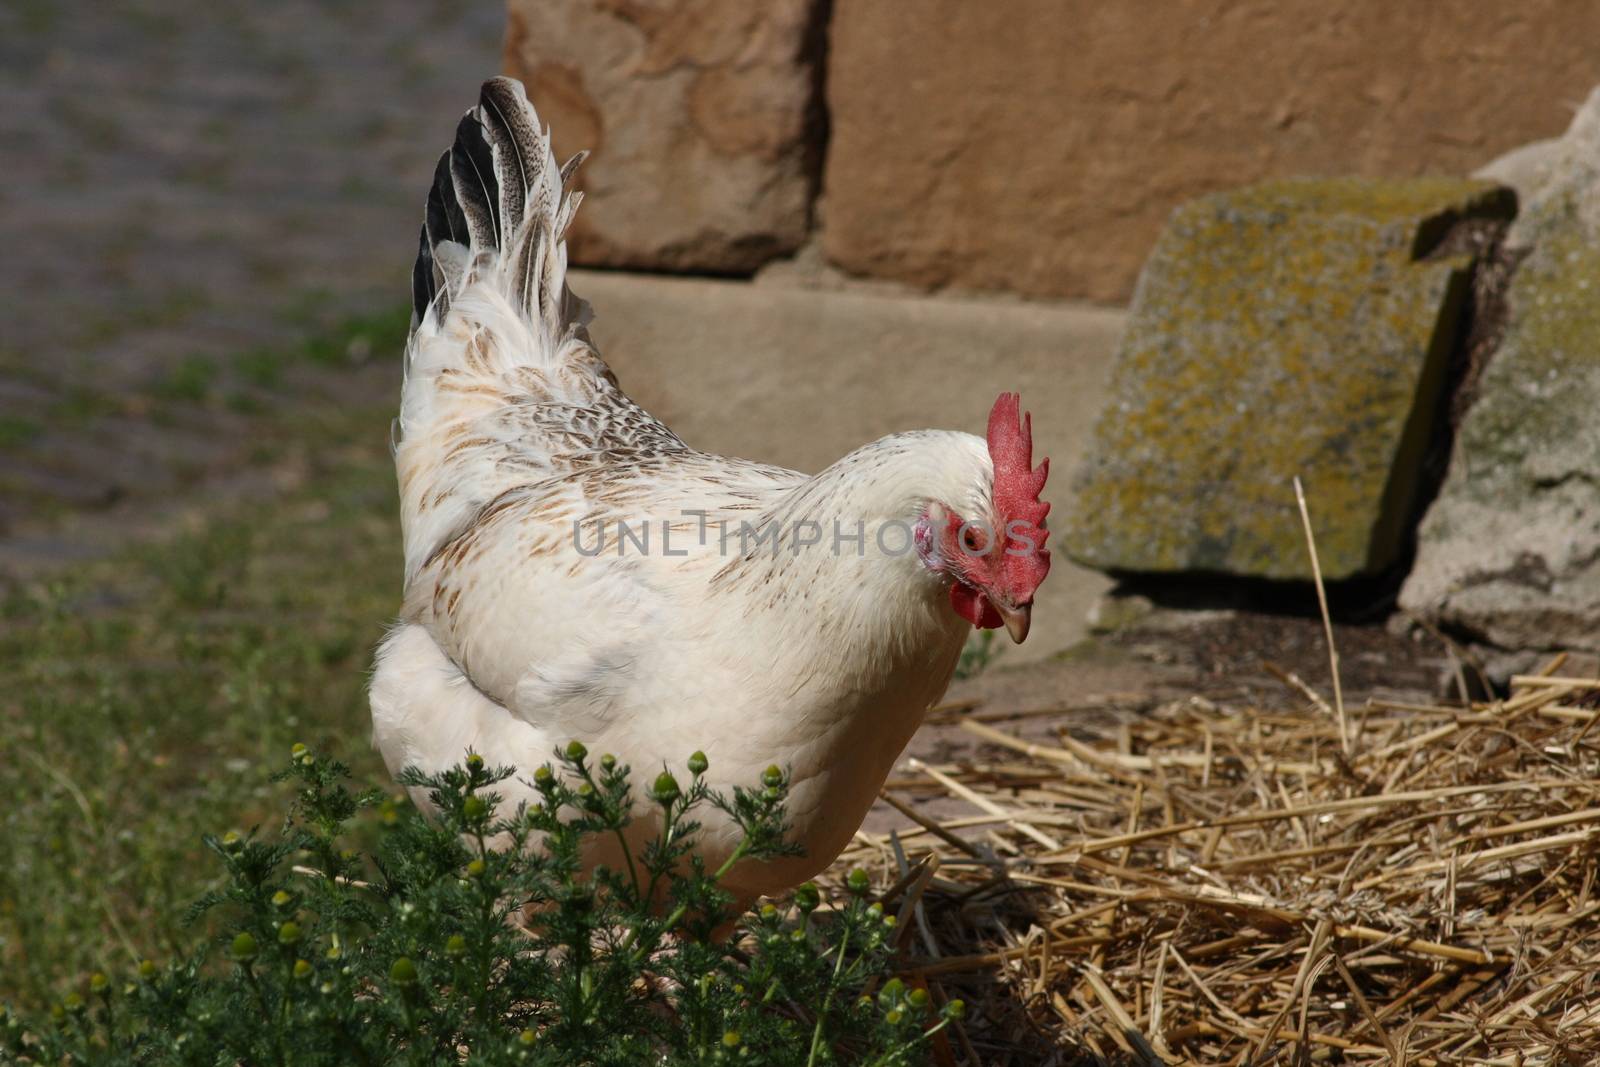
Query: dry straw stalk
[{"left": 837, "top": 660, "right": 1600, "bottom": 1064}]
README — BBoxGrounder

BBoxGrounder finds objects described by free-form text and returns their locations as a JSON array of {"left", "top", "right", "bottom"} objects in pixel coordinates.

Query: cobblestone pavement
[{"left": 0, "top": 0, "right": 502, "bottom": 562}]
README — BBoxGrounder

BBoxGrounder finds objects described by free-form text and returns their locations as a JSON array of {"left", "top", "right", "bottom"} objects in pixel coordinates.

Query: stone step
[{"left": 574, "top": 269, "right": 1126, "bottom": 663}]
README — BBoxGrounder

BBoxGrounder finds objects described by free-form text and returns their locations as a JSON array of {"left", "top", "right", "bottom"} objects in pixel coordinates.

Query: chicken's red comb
[
  {"left": 987, "top": 392, "right": 1052, "bottom": 599},
  {"left": 986, "top": 392, "right": 1050, "bottom": 532}
]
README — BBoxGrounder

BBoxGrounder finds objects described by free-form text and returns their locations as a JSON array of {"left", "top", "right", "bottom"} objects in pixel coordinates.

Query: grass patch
[
  {"left": 300, "top": 306, "right": 410, "bottom": 369},
  {"left": 232, "top": 346, "right": 286, "bottom": 390},
  {"left": 78, "top": 287, "right": 210, "bottom": 350},
  {"left": 0, "top": 416, "right": 43, "bottom": 450},
  {"left": 49, "top": 386, "right": 120, "bottom": 427},
  {"left": 0, "top": 398, "right": 399, "bottom": 1008},
  {"left": 152, "top": 355, "right": 217, "bottom": 403}
]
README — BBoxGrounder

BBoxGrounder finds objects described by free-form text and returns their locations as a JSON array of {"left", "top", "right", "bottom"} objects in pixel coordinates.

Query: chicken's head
[{"left": 915, "top": 393, "right": 1051, "bottom": 643}]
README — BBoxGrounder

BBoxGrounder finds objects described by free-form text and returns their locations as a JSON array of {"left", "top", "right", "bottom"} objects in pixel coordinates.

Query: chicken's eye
[{"left": 961, "top": 526, "right": 987, "bottom": 554}]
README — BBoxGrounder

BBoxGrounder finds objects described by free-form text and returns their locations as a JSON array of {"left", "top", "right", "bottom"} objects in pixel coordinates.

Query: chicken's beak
[{"left": 996, "top": 601, "right": 1031, "bottom": 644}]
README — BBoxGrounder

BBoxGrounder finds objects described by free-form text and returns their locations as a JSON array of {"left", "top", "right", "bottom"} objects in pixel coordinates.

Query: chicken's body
[{"left": 371, "top": 78, "right": 1049, "bottom": 897}]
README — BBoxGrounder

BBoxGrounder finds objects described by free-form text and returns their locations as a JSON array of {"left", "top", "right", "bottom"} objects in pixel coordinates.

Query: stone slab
[{"left": 1063, "top": 178, "right": 1513, "bottom": 581}]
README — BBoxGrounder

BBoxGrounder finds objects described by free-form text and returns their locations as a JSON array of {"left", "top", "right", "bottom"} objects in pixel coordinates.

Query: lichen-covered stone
[
  {"left": 1400, "top": 89, "right": 1600, "bottom": 651},
  {"left": 1064, "top": 177, "right": 1513, "bottom": 580}
]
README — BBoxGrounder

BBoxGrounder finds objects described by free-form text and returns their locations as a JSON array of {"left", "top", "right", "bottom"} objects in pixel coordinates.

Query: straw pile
[{"left": 841, "top": 657, "right": 1600, "bottom": 1065}]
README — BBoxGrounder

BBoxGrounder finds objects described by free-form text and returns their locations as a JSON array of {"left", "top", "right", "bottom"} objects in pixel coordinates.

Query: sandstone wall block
[
  {"left": 504, "top": 0, "right": 821, "bottom": 273},
  {"left": 821, "top": 0, "right": 1600, "bottom": 302}
]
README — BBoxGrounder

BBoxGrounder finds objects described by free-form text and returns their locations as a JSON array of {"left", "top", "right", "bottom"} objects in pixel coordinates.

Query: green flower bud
[
  {"left": 867, "top": 901, "right": 883, "bottom": 917},
  {"left": 89, "top": 973, "right": 108, "bottom": 994},
  {"left": 290, "top": 743, "right": 308, "bottom": 759},
  {"left": 445, "top": 934, "right": 467, "bottom": 959},
  {"left": 883, "top": 914, "right": 897, "bottom": 928},
  {"left": 518, "top": 1029, "right": 537, "bottom": 1046},
  {"left": 230, "top": 932, "right": 258, "bottom": 963},
  {"left": 794, "top": 882, "right": 820, "bottom": 913},
  {"left": 64, "top": 993, "right": 85, "bottom": 1016},
  {"left": 466, "top": 858, "right": 487, "bottom": 879},
  {"left": 271, "top": 890, "right": 293, "bottom": 910},
  {"left": 761, "top": 765, "right": 784, "bottom": 789},
  {"left": 325, "top": 944, "right": 341, "bottom": 961},
  {"left": 278, "top": 921, "right": 302, "bottom": 945},
  {"left": 293, "top": 959, "right": 313, "bottom": 980},
  {"left": 533, "top": 765, "right": 554, "bottom": 789},
  {"left": 790, "top": 928, "right": 807, "bottom": 942},
  {"left": 759, "top": 903, "right": 778, "bottom": 921},
  {"left": 846, "top": 868, "right": 870, "bottom": 896},
  {"left": 389, "top": 957, "right": 418, "bottom": 988},
  {"left": 221, "top": 830, "right": 243, "bottom": 852},
  {"left": 462, "top": 795, "right": 488, "bottom": 820},
  {"left": 600, "top": 753, "right": 617, "bottom": 771},
  {"left": 49, "top": 1004, "right": 66, "bottom": 1026},
  {"left": 907, "top": 988, "right": 929, "bottom": 1011},
  {"left": 138, "top": 959, "right": 157, "bottom": 981},
  {"left": 722, "top": 1031, "right": 741, "bottom": 1048},
  {"left": 944, "top": 999, "right": 966, "bottom": 1021},
  {"left": 878, "top": 977, "right": 904, "bottom": 1012},
  {"left": 565, "top": 740, "right": 587, "bottom": 762},
  {"left": 652, "top": 771, "right": 681, "bottom": 805},
  {"left": 885, "top": 1008, "right": 903, "bottom": 1026},
  {"left": 687, "top": 750, "right": 708, "bottom": 775},
  {"left": 465, "top": 753, "right": 485, "bottom": 774}
]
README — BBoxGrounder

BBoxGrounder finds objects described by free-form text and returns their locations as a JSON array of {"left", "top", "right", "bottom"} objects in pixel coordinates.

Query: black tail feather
[
  {"left": 425, "top": 150, "right": 468, "bottom": 250},
  {"left": 478, "top": 78, "right": 540, "bottom": 239},
  {"left": 411, "top": 224, "right": 433, "bottom": 328},
  {"left": 409, "top": 76, "right": 587, "bottom": 332},
  {"left": 448, "top": 112, "right": 500, "bottom": 254}
]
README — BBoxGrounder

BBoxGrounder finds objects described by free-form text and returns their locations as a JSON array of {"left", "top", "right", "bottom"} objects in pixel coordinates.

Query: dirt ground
[{"left": 0, "top": 0, "right": 500, "bottom": 557}]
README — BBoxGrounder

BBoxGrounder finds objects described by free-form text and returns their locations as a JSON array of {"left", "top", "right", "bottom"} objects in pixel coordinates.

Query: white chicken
[{"left": 370, "top": 77, "right": 1051, "bottom": 901}]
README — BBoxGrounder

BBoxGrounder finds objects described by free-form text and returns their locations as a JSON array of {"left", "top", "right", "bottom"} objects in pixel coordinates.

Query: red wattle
[{"left": 950, "top": 583, "right": 1003, "bottom": 629}]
